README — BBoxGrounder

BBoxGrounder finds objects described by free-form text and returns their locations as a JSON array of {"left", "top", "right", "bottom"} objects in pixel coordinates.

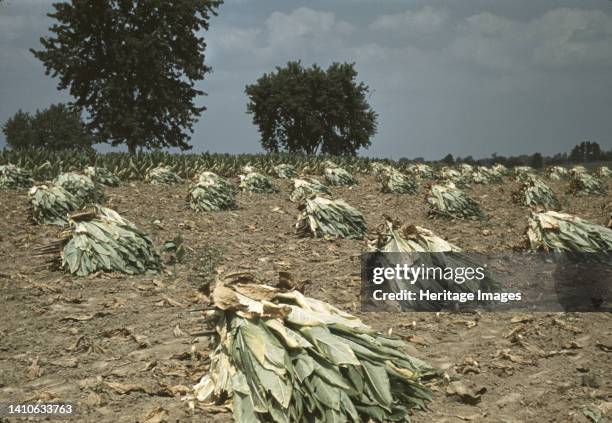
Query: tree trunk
[{"left": 127, "top": 142, "right": 136, "bottom": 155}]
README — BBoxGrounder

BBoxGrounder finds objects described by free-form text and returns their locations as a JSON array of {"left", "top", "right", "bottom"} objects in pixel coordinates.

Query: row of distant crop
[{"left": 0, "top": 148, "right": 392, "bottom": 180}]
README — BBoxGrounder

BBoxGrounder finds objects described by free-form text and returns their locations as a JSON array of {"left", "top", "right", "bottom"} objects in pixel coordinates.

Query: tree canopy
[
  {"left": 31, "top": 0, "right": 223, "bottom": 153},
  {"left": 2, "top": 104, "right": 93, "bottom": 150},
  {"left": 245, "top": 61, "right": 378, "bottom": 155},
  {"left": 569, "top": 141, "right": 603, "bottom": 163},
  {"left": 529, "top": 152, "right": 543, "bottom": 169},
  {"left": 441, "top": 154, "right": 455, "bottom": 165}
]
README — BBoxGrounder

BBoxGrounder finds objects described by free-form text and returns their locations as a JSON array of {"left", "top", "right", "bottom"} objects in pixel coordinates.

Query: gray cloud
[
  {"left": 1, "top": 1, "right": 611, "bottom": 159},
  {"left": 451, "top": 8, "right": 612, "bottom": 71},
  {"left": 370, "top": 6, "right": 450, "bottom": 34}
]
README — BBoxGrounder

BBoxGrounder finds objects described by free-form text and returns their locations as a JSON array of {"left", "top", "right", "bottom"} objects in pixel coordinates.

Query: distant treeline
[{"left": 403, "top": 142, "right": 611, "bottom": 168}]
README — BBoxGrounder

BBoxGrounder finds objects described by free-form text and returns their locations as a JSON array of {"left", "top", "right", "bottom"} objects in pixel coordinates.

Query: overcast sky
[{"left": 1, "top": 0, "right": 611, "bottom": 159}]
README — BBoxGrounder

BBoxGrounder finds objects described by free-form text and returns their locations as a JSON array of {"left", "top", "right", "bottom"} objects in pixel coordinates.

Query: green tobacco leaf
[
  {"left": 44, "top": 206, "right": 162, "bottom": 276},
  {"left": 233, "top": 391, "right": 260, "bottom": 423},
  {"left": 241, "top": 321, "right": 287, "bottom": 373},
  {"left": 309, "top": 375, "right": 341, "bottom": 411},
  {"left": 290, "top": 178, "right": 332, "bottom": 203},
  {"left": 251, "top": 357, "right": 292, "bottom": 409},
  {"left": 189, "top": 173, "right": 237, "bottom": 211},
  {"left": 264, "top": 319, "right": 312, "bottom": 349},
  {"left": 527, "top": 211, "right": 612, "bottom": 253},
  {"left": 427, "top": 183, "right": 485, "bottom": 221},
  {"left": 324, "top": 164, "right": 358, "bottom": 186},
  {"left": 197, "top": 273, "right": 438, "bottom": 422},
  {"left": 582, "top": 406, "right": 603, "bottom": 423},
  {"left": 296, "top": 196, "right": 367, "bottom": 240},
  {"left": 274, "top": 164, "right": 297, "bottom": 179},
  {"left": 293, "top": 355, "right": 315, "bottom": 382},
  {"left": 145, "top": 166, "right": 183, "bottom": 184},
  {"left": 300, "top": 326, "right": 360, "bottom": 366},
  {"left": 380, "top": 170, "right": 418, "bottom": 194},
  {"left": 84, "top": 166, "right": 120, "bottom": 187},
  {"left": 362, "top": 361, "right": 393, "bottom": 407},
  {"left": 0, "top": 164, "right": 33, "bottom": 189},
  {"left": 239, "top": 172, "right": 278, "bottom": 193},
  {"left": 568, "top": 171, "right": 606, "bottom": 196},
  {"left": 311, "top": 358, "right": 353, "bottom": 391},
  {"left": 29, "top": 184, "right": 83, "bottom": 226},
  {"left": 54, "top": 172, "right": 104, "bottom": 203}
]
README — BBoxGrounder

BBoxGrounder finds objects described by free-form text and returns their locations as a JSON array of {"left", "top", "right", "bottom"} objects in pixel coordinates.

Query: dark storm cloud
[{"left": 1, "top": 0, "right": 611, "bottom": 159}]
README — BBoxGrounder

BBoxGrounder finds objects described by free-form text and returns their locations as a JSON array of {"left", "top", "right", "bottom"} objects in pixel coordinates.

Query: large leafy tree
[
  {"left": 31, "top": 0, "right": 222, "bottom": 153},
  {"left": 2, "top": 111, "right": 34, "bottom": 150},
  {"left": 2, "top": 104, "right": 93, "bottom": 150},
  {"left": 529, "top": 152, "right": 544, "bottom": 169},
  {"left": 569, "top": 141, "right": 603, "bottom": 163},
  {"left": 246, "top": 61, "right": 378, "bottom": 155}
]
